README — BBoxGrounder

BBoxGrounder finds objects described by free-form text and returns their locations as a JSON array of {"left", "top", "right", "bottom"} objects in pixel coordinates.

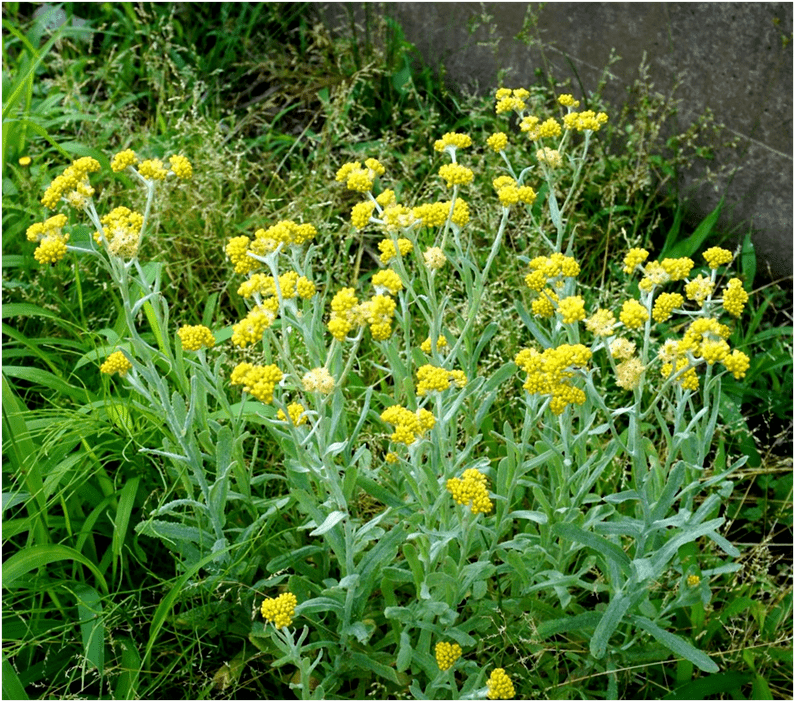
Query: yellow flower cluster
[
  {"left": 585, "top": 308, "right": 616, "bottom": 337},
  {"left": 438, "top": 163, "right": 474, "bottom": 187},
  {"left": 423, "top": 246, "right": 447, "bottom": 270},
  {"left": 230, "top": 362, "right": 283, "bottom": 404},
  {"left": 659, "top": 317, "right": 750, "bottom": 389},
  {"left": 515, "top": 344, "right": 592, "bottom": 415},
  {"left": 622, "top": 248, "right": 649, "bottom": 274},
  {"left": 231, "top": 301, "right": 279, "bottom": 347},
  {"left": 639, "top": 261, "right": 671, "bottom": 292},
  {"left": 416, "top": 364, "right": 467, "bottom": 396},
  {"left": 687, "top": 574, "right": 701, "bottom": 587},
  {"left": 26, "top": 213, "right": 70, "bottom": 265},
  {"left": 41, "top": 156, "right": 100, "bottom": 209},
  {"left": 486, "top": 668, "right": 515, "bottom": 700},
  {"left": 703, "top": 246, "right": 733, "bottom": 269},
  {"left": 225, "top": 221, "right": 317, "bottom": 274},
  {"left": 335, "top": 159, "right": 386, "bottom": 192},
  {"left": 685, "top": 274, "right": 715, "bottom": 307},
  {"left": 302, "top": 367, "right": 335, "bottom": 394},
  {"left": 415, "top": 199, "right": 471, "bottom": 228},
  {"left": 446, "top": 468, "right": 493, "bottom": 515},
  {"left": 260, "top": 592, "right": 297, "bottom": 629},
  {"left": 487, "top": 132, "right": 509, "bottom": 152},
  {"left": 94, "top": 206, "right": 144, "bottom": 259},
  {"left": 277, "top": 402, "right": 307, "bottom": 426},
  {"left": 351, "top": 200, "right": 376, "bottom": 229},
  {"left": 524, "top": 253, "right": 581, "bottom": 291},
  {"left": 362, "top": 294, "right": 397, "bottom": 341},
  {"left": 237, "top": 271, "right": 315, "bottom": 301},
  {"left": 610, "top": 338, "right": 636, "bottom": 360},
  {"left": 110, "top": 149, "right": 138, "bottom": 172},
  {"left": 615, "top": 358, "right": 645, "bottom": 391},
  {"left": 177, "top": 324, "right": 215, "bottom": 351},
  {"left": 562, "top": 110, "right": 609, "bottom": 132},
  {"left": 492, "top": 176, "right": 537, "bottom": 207},
  {"left": 421, "top": 334, "right": 448, "bottom": 354},
  {"left": 660, "top": 257, "right": 694, "bottom": 281},
  {"left": 434, "top": 132, "right": 472, "bottom": 152},
  {"left": 558, "top": 295, "right": 586, "bottom": 324},
  {"left": 122, "top": 154, "right": 191, "bottom": 181},
  {"left": 722, "top": 278, "right": 749, "bottom": 317},
  {"left": 619, "top": 299, "right": 649, "bottom": 329},
  {"left": 558, "top": 94, "right": 581, "bottom": 109},
  {"left": 495, "top": 87, "right": 530, "bottom": 114},
  {"left": 536, "top": 147, "right": 562, "bottom": 168},
  {"left": 137, "top": 158, "right": 169, "bottom": 180},
  {"left": 378, "top": 237, "right": 412, "bottom": 264},
  {"left": 100, "top": 350, "right": 132, "bottom": 377},
  {"left": 435, "top": 641, "right": 462, "bottom": 671},
  {"left": 652, "top": 292, "right": 684, "bottom": 323},
  {"left": 372, "top": 269, "right": 403, "bottom": 295},
  {"left": 380, "top": 405, "right": 436, "bottom": 445},
  {"left": 328, "top": 287, "right": 362, "bottom": 341}
]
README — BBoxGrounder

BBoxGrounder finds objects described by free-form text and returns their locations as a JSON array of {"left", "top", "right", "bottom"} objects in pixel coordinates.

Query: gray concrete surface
[{"left": 322, "top": 3, "right": 793, "bottom": 281}]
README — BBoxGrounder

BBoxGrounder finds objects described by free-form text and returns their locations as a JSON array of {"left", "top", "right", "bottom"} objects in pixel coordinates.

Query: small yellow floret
[
  {"left": 486, "top": 668, "right": 515, "bottom": 700},
  {"left": 703, "top": 246, "right": 733, "bottom": 269},
  {"left": 100, "top": 350, "right": 132, "bottom": 377},
  {"left": 435, "top": 642, "right": 462, "bottom": 671},
  {"left": 260, "top": 592, "right": 297, "bottom": 629},
  {"left": 619, "top": 299, "right": 649, "bottom": 329},
  {"left": 177, "top": 324, "right": 215, "bottom": 351}
]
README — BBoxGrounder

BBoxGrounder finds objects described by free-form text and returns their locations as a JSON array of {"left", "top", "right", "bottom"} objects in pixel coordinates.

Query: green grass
[{"left": 3, "top": 4, "right": 792, "bottom": 699}]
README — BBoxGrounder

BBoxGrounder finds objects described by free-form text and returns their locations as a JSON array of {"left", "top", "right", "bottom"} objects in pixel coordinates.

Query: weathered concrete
[{"left": 322, "top": 3, "right": 793, "bottom": 281}]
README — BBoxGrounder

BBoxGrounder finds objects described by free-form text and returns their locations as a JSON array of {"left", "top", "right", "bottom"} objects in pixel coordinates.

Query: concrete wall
[{"left": 322, "top": 3, "right": 793, "bottom": 281}]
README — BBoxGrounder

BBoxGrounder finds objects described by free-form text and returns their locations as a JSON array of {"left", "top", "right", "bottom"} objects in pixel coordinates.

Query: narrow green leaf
[
  {"left": 113, "top": 637, "right": 141, "bottom": 700},
  {"left": 552, "top": 522, "right": 631, "bottom": 575},
  {"left": 2, "top": 654, "right": 28, "bottom": 700},
  {"left": 662, "top": 672, "right": 751, "bottom": 700},
  {"left": 740, "top": 232, "right": 756, "bottom": 290},
  {"left": 663, "top": 199, "right": 723, "bottom": 260},
  {"left": 112, "top": 477, "right": 140, "bottom": 583},
  {"left": 1, "top": 302, "right": 59, "bottom": 319},
  {"left": 348, "top": 652, "right": 405, "bottom": 686},
  {"left": 143, "top": 546, "right": 231, "bottom": 668},
  {"left": 591, "top": 593, "right": 634, "bottom": 659},
  {"left": 396, "top": 631, "right": 412, "bottom": 672},
  {"left": 536, "top": 611, "right": 602, "bottom": 637},
  {"left": 309, "top": 510, "right": 347, "bottom": 536},
  {"left": 2, "top": 544, "right": 108, "bottom": 594},
  {"left": 632, "top": 615, "right": 719, "bottom": 673},
  {"left": 75, "top": 584, "right": 104, "bottom": 675}
]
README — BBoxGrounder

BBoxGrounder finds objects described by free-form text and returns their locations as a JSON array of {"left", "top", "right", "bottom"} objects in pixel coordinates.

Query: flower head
[
  {"left": 722, "top": 278, "right": 748, "bottom": 317},
  {"left": 486, "top": 668, "right": 515, "bottom": 700},
  {"left": 703, "top": 246, "right": 733, "bottom": 269},
  {"left": 177, "top": 324, "right": 215, "bottom": 351},
  {"left": 487, "top": 132, "right": 509, "bottom": 152},
  {"left": 434, "top": 132, "right": 472, "bottom": 153},
  {"left": 101, "top": 350, "right": 132, "bottom": 377},
  {"left": 438, "top": 163, "right": 474, "bottom": 188},
  {"left": 230, "top": 363, "right": 283, "bottom": 404},
  {"left": 277, "top": 402, "right": 307, "bottom": 427},
  {"left": 435, "top": 642, "right": 462, "bottom": 671},
  {"left": 446, "top": 468, "right": 493, "bottom": 515},
  {"left": 302, "top": 367, "right": 335, "bottom": 394},
  {"left": 94, "top": 207, "right": 145, "bottom": 259},
  {"left": 260, "top": 592, "right": 297, "bottom": 629}
]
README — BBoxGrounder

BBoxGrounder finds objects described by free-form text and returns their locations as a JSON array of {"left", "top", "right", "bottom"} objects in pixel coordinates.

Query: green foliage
[{"left": 2, "top": 4, "right": 791, "bottom": 700}]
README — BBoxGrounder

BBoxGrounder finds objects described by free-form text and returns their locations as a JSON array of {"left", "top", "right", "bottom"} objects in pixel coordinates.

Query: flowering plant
[{"left": 21, "top": 86, "right": 754, "bottom": 699}]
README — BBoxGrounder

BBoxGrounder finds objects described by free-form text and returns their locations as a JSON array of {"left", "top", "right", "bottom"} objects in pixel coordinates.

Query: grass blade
[{"left": 3, "top": 543, "right": 108, "bottom": 594}]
